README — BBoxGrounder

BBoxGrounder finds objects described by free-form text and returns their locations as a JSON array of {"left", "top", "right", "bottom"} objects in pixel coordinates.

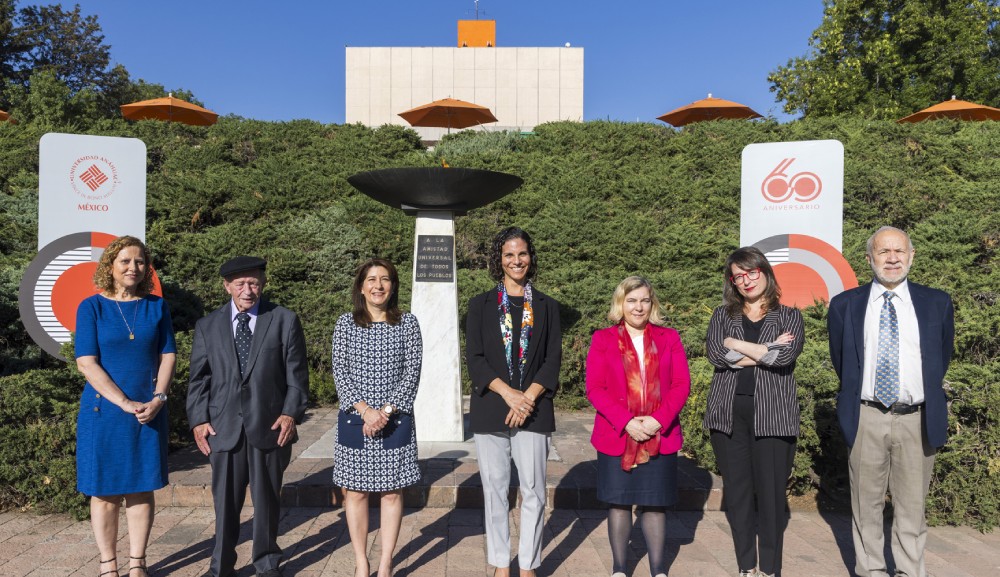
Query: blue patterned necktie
[
  {"left": 874, "top": 291, "right": 899, "bottom": 407},
  {"left": 235, "top": 312, "right": 252, "bottom": 376}
]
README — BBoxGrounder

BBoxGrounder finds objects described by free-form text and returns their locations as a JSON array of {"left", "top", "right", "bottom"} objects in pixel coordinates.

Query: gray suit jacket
[{"left": 187, "top": 299, "right": 310, "bottom": 452}]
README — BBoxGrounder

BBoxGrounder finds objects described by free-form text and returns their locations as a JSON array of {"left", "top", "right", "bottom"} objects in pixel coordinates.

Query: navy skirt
[{"left": 596, "top": 451, "right": 678, "bottom": 507}]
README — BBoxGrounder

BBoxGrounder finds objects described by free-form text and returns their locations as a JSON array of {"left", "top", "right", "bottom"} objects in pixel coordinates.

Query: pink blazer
[{"left": 585, "top": 324, "right": 691, "bottom": 456}]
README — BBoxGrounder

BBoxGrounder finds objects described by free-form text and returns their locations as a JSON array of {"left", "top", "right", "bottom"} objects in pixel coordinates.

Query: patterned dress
[{"left": 332, "top": 312, "right": 422, "bottom": 491}]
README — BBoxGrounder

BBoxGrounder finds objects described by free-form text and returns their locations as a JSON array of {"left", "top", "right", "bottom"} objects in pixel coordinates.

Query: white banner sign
[
  {"left": 741, "top": 139, "right": 844, "bottom": 249},
  {"left": 741, "top": 139, "right": 857, "bottom": 307},
  {"left": 38, "top": 133, "right": 147, "bottom": 248},
  {"left": 21, "top": 133, "right": 151, "bottom": 359}
]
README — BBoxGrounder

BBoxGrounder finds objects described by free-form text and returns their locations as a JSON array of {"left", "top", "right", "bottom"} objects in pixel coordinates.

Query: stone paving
[
  {"left": 2, "top": 406, "right": 999, "bottom": 576},
  {"left": 3, "top": 507, "right": 999, "bottom": 577}
]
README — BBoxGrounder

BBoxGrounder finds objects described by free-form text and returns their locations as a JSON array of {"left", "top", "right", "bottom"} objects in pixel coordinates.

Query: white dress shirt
[
  {"left": 861, "top": 280, "right": 924, "bottom": 404},
  {"left": 230, "top": 300, "right": 259, "bottom": 337},
  {"left": 631, "top": 333, "right": 646, "bottom": 383}
]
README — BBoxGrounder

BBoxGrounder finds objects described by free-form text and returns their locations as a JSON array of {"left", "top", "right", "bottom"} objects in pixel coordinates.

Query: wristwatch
[
  {"left": 153, "top": 392, "right": 168, "bottom": 402},
  {"left": 382, "top": 403, "right": 395, "bottom": 415}
]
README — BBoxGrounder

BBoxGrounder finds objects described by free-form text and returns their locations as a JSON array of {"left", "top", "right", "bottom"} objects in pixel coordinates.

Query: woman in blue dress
[{"left": 75, "top": 236, "right": 176, "bottom": 577}]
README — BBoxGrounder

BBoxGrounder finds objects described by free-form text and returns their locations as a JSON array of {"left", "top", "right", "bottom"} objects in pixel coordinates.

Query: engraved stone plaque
[{"left": 414, "top": 234, "right": 454, "bottom": 283}]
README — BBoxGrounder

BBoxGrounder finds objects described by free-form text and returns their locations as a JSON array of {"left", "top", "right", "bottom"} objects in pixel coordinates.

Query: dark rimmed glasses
[{"left": 730, "top": 268, "right": 761, "bottom": 285}]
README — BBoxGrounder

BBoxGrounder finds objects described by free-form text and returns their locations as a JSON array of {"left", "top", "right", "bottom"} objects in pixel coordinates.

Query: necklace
[{"left": 114, "top": 298, "right": 140, "bottom": 340}]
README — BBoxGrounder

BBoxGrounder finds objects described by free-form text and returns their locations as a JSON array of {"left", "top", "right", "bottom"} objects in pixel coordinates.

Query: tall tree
[
  {"left": 2, "top": 3, "right": 199, "bottom": 122},
  {"left": 98, "top": 65, "right": 201, "bottom": 112},
  {"left": 769, "top": 0, "right": 1000, "bottom": 119},
  {"left": 0, "top": 0, "right": 28, "bottom": 83},
  {"left": 14, "top": 3, "right": 110, "bottom": 93}
]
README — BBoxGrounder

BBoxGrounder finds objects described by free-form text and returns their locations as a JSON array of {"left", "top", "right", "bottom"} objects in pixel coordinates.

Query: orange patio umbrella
[
  {"left": 398, "top": 97, "right": 498, "bottom": 133},
  {"left": 120, "top": 93, "right": 218, "bottom": 126},
  {"left": 657, "top": 93, "right": 763, "bottom": 127},
  {"left": 898, "top": 96, "right": 1000, "bottom": 123}
]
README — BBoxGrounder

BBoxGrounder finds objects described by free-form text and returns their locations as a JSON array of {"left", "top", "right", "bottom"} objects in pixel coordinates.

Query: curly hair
[
  {"left": 351, "top": 258, "right": 402, "bottom": 327},
  {"left": 487, "top": 226, "right": 538, "bottom": 282},
  {"left": 93, "top": 235, "right": 154, "bottom": 296},
  {"left": 607, "top": 275, "right": 667, "bottom": 326},
  {"left": 722, "top": 246, "right": 781, "bottom": 318}
]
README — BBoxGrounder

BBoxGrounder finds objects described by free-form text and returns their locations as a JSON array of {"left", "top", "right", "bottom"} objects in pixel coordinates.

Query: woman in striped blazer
[{"left": 703, "top": 246, "right": 804, "bottom": 577}]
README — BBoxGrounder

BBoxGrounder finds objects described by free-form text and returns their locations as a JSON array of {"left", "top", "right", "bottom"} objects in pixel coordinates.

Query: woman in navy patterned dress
[
  {"left": 75, "top": 236, "right": 176, "bottom": 577},
  {"left": 333, "top": 258, "right": 422, "bottom": 577}
]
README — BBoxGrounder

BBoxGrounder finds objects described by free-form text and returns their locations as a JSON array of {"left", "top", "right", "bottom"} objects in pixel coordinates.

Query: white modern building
[{"left": 345, "top": 21, "right": 583, "bottom": 140}]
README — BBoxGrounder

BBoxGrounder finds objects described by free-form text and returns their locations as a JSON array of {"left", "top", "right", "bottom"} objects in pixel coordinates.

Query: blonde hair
[{"left": 607, "top": 276, "right": 666, "bottom": 326}]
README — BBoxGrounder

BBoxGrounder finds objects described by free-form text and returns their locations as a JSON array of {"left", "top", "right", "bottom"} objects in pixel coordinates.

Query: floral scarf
[
  {"left": 497, "top": 281, "right": 534, "bottom": 389},
  {"left": 618, "top": 321, "right": 661, "bottom": 471}
]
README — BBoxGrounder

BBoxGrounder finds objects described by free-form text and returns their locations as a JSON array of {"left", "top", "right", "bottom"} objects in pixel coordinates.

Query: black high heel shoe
[
  {"left": 99, "top": 558, "right": 118, "bottom": 577},
  {"left": 128, "top": 555, "right": 148, "bottom": 577}
]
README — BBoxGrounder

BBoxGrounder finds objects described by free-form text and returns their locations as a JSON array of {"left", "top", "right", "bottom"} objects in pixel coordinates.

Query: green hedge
[{"left": 0, "top": 117, "right": 997, "bottom": 528}]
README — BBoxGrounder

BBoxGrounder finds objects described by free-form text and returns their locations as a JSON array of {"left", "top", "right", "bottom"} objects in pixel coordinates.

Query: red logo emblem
[
  {"left": 79, "top": 164, "right": 109, "bottom": 191},
  {"left": 69, "top": 155, "right": 119, "bottom": 200},
  {"left": 761, "top": 158, "right": 822, "bottom": 203}
]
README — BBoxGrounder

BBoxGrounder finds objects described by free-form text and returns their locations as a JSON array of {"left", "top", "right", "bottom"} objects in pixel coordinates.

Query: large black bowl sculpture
[{"left": 347, "top": 167, "right": 523, "bottom": 215}]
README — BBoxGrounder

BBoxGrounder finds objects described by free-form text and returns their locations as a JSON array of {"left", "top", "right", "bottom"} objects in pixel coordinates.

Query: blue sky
[{"left": 58, "top": 1, "right": 826, "bottom": 124}]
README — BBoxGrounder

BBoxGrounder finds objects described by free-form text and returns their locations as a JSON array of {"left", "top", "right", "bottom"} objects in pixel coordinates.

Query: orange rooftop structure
[{"left": 458, "top": 20, "right": 496, "bottom": 47}]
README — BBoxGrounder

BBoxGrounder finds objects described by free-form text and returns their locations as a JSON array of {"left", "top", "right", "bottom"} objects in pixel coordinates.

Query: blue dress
[{"left": 75, "top": 294, "right": 176, "bottom": 496}]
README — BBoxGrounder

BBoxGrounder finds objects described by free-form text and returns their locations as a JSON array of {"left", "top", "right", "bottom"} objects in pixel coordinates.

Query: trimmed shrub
[{"left": 0, "top": 117, "right": 997, "bottom": 527}]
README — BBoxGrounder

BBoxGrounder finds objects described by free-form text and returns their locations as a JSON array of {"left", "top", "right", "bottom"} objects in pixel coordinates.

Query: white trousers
[{"left": 474, "top": 430, "right": 549, "bottom": 570}]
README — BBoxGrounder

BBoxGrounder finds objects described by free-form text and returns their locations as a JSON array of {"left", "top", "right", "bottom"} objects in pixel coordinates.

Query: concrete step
[{"left": 156, "top": 406, "right": 725, "bottom": 510}]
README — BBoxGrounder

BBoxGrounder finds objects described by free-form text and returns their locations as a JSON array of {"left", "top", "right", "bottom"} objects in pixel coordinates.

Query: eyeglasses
[{"left": 730, "top": 268, "right": 761, "bottom": 285}]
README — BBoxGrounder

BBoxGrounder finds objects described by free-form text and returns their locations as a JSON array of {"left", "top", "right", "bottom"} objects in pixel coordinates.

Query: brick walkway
[
  {"left": 3, "top": 406, "right": 998, "bottom": 576},
  {"left": 3, "top": 507, "right": 999, "bottom": 576}
]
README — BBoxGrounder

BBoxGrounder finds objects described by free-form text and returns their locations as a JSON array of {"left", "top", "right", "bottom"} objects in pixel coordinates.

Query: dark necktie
[
  {"left": 874, "top": 291, "right": 899, "bottom": 407},
  {"left": 235, "top": 312, "right": 252, "bottom": 376}
]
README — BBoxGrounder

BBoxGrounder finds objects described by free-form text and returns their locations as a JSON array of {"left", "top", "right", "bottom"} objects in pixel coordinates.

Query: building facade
[{"left": 345, "top": 45, "right": 584, "bottom": 139}]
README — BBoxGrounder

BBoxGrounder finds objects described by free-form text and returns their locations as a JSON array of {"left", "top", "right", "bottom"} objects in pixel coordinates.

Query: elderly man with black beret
[{"left": 187, "top": 256, "right": 309, "bottom": 577}]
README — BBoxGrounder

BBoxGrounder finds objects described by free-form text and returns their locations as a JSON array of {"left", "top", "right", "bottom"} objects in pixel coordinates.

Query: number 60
[{"left": 761, "top": 158, "right": 822, "bottom": 203}]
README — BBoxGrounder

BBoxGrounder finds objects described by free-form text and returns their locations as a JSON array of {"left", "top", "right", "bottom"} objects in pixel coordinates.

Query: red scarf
[{"left": 618, "top": 322, "right": 661, "bottom": 471}]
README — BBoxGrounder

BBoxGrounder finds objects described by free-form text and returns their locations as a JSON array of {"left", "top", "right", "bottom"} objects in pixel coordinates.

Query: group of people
[{"left": 74, "top": 224, "right": 953, "bottom": 577}]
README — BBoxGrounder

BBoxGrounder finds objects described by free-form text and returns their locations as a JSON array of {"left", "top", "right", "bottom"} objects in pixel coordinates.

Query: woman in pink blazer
[{"left": 586, "top": 276, "right": 691, "bottom": 577}]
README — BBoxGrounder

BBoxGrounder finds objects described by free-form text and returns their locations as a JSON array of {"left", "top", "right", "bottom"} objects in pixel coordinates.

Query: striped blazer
[{"left": 703, "top": 304, "right": 804, "bottom": 437}]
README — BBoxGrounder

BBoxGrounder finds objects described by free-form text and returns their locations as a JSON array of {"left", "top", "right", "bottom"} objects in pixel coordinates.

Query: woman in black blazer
[
  {"left": 466, "top": 226, "right": 561, "bottom": 577},
  {"left": 704, "top": 247, "right": 804, "bottom": 577}
]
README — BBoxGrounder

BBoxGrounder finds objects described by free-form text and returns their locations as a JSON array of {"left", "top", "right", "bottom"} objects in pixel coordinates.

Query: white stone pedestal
[{"left": 410, "top": 211, "right": 465, "bottom": 442}]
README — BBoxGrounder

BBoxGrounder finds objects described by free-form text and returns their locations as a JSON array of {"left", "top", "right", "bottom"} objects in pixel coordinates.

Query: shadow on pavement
[{"left": 395, "top": 457, "right": 477, "bottom": 576}]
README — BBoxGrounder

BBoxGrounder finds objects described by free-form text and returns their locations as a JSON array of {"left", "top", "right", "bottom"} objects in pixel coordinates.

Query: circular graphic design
[
  {"left": 753, "top": 234, "right": 858, "bottom": 308},
  {"left": 18, "top": 232, "right": 161, "bottom": 360}
]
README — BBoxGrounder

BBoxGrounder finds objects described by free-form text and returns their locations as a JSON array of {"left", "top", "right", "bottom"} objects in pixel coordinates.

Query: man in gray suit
[{"left": 187, "top": 256, "right": 309, "bottom": 577}]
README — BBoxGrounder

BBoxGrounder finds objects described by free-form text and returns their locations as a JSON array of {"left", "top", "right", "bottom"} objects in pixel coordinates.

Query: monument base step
[{"left": 159, "top": 407, "right": 834, "bottom": 512}]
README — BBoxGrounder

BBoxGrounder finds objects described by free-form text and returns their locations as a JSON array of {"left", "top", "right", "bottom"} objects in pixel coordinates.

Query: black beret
[{"left": 219, "top": 256, "right": 267, "bottom": 278}]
